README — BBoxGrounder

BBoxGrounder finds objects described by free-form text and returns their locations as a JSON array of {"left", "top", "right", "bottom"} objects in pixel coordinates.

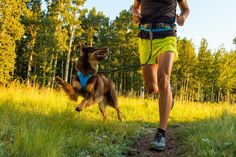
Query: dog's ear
[{"left": 82, "top": 47, "right": 96, "bottom": 54}]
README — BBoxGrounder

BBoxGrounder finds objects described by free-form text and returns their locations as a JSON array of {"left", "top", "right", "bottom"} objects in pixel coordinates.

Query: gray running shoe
[{"left": 150, "top": 131, "right": 166, "bottom": 151}]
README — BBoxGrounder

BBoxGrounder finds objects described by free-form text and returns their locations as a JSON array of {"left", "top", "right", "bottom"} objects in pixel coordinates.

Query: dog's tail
[{"left": 55, "top": 76, "right": 78, "bottom": 101}]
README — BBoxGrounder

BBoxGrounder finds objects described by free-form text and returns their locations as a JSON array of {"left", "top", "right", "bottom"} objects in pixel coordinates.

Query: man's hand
[
  {"left": 131, "top": 6, "right": 142, "bottom": 23},
  {"left": 177, "top": 0, "right": 190, "bottom": 26},
  {"left": 176, "top": 14, "right": 186, "bottom": 26}
]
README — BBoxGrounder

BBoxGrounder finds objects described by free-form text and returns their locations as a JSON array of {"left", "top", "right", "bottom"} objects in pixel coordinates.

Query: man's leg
[
  {"left": 157, "top": 52, "right": 174, "bottom": 130},
  {"left": 141, "top": 64, "right": 159, "bottom": 94},
  {"left": 150, "top": 52, "right": 174, "bottom": 151}
]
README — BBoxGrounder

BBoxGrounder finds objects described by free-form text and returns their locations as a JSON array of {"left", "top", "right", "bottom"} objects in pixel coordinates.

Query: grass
[
  {"left": 176, "top": 110, "right": 236, "bottom": 157},
  {"left": 0, "top": 82, "right": 235, "bottom": 157}
]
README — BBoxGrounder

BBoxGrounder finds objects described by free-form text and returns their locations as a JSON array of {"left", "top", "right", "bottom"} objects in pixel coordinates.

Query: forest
[{"left": 1, "top": 0, "right": 236, "bottom": 103}]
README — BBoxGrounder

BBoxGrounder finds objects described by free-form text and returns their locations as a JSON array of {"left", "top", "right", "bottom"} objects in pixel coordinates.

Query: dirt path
[{"left": 127, "top": 128, "right": 178, "bottom": 157}]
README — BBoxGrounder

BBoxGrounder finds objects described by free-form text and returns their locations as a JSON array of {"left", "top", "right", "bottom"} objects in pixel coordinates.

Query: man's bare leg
[
  {"left": 141, "top": 64, "right": 159, "bottom": 94},
  {"left": 157, "top": 52, "right": 174, "bottom": 130}
]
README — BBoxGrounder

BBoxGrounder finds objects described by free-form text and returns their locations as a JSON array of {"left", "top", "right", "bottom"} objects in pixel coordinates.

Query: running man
[{"left": 132, "top": 0, "right": 190, "bottom": 151}]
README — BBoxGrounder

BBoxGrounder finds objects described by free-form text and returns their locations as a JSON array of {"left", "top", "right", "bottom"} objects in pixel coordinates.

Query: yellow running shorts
[{"left": 138, "top": 36, "right": 178, "bottom": 64}]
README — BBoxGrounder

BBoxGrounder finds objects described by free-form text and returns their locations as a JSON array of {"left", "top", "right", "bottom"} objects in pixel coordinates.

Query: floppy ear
[
  {"left": 80, "top": 46, "right": 89, "bottom": 57},
  {"left": 82, "top": 47, "right": 95, "bottom": 53}
]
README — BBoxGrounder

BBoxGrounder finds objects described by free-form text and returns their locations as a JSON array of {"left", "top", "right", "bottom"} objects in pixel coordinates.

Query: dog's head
[
  {"left": 82, "top": 47, "right": 109, "bottom": 61},
  {"left": 77, "top": 47, "right": 109, "bottom": 74}
]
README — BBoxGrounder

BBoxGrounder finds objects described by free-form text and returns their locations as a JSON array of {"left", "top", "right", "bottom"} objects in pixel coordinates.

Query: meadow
[{"left": 0, "top": 83, "right": 235, "bottom": 157}]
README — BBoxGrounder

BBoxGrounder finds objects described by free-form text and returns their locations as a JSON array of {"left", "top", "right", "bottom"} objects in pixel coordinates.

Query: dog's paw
[{"left": 75, "top": 106, "right": 82, "bottom": 112}]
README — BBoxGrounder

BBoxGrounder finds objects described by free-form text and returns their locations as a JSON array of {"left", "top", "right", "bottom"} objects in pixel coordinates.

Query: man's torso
[{"left": 138, "top": 0, "right": 182, "bottom": 39}]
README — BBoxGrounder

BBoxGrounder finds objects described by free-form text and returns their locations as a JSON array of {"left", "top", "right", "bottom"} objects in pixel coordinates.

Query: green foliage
[
  {"left": 1, "top": 1, "right": 236, "bottom": 102},
  {"left": 0, "top": 0, "right": 27, "bottom": 83},
  {"left": 173, "top": 38, "right": 197, "bottom": 101}
]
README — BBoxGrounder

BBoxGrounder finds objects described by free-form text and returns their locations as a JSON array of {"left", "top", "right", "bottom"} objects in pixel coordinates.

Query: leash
[
  {"left": 98, "top": 24, "right": 175, "bottom": 74},
  {"left": 98, "top": 31, "right": 153, "bottom": 74}
]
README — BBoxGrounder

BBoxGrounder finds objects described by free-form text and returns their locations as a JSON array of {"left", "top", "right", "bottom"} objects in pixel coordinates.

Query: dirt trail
[{"left": 128, "top": 128, "right": 178, "bottom": 157}]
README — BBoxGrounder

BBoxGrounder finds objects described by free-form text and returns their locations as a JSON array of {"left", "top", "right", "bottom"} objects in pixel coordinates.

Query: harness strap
[
  {"left": 98, "top": 32, "right": 153, "bottom": 73},
  {"left": 77, "top": 71, "right": 92, "bottom": 91}
]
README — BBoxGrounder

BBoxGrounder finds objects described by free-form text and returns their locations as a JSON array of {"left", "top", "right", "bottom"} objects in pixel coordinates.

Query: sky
[{"left": 84, "top": 0, "right": 236, "bottom": 52}]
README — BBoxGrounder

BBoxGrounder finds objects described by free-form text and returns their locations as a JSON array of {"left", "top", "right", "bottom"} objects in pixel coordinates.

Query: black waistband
[
  {"left": 138, "top": 23, "right": 177, "bottom": 39},
  {"left": 139, "top": 23, "right": 176, "bottom": 29}
]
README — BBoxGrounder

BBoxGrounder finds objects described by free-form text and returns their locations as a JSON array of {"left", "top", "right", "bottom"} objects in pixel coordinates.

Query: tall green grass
[
  {"left": 176, "top": 111, "right": 236, "bottom": 157},
  {"left": 0, "top": 82, "right": 235, "bottom": 156}
]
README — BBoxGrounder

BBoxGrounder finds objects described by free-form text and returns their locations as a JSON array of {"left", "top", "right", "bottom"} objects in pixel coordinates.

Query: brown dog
[{"left": 56, "top": 47, "right": 122, "bottom": 122}]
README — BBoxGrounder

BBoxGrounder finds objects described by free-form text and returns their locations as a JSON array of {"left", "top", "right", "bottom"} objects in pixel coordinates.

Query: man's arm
[
  {"left": 177, "top": 0, "right": 190, "bottom": 26},
  {"left": 132, "top": 0, "right": 142, "bottom": 23}
]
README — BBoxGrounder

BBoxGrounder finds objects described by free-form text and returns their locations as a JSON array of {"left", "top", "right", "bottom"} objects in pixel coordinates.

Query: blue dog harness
[{"left": 77, "top": 71, "right": 92, "bottom": 91}]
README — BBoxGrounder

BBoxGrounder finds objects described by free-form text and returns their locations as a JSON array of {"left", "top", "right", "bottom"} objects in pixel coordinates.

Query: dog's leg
[
  {"left": 98, "top": 102, "right": 107, "bottom": 123},
  {"left": 55, "top": 76, "right": 78, "bottom": 101},
  {"left": 75, "top": 99, "right": 87, "bottom": 112},
  {"left": 72, "top": 79, "right": 82, "bottom": 94},
  {"left": 75, "top": 96, "right": 103, "bottom": 112},
  {"left": 85, "top": 76, "right": 99, "bottom": 100},
  {"left": 107, "top": 87, "right": 122, "bottom": 122},
  {"left": 92, "top": 77, "right": 104, "bottom": 101},
  {"left": 114, "top": 106, "right": 122, "bottom": 122}
]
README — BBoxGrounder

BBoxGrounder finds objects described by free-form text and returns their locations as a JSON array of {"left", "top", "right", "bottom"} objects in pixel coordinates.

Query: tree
[
  {"left": 217, "top": 50, "right": 236, "bottom": 103},
  {"left": 21, "top": 0, "right": 42, "bottom": 83},
  {"left": 172, "top": 38, "right": 197, "bottom": 101},
  {"left": 80, "top": 7, "right": 105, "bottom": 47},
  {"left": 196, "top": 39, "right": 214, "bottom": 101},
  {"left": 53, "top": 0, "right": 85, "bottom": 82},
  {"left": 212, "top": 47, "right": 223, "bottom": 102},
  {"left": 108, "top": 9, "right": 140, "bottom": 95},
  {"left": 0, "top": 0, "right": 28, "bottom": 84}
]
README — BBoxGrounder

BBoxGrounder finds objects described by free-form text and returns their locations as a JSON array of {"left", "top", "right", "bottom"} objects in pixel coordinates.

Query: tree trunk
[
  {"left": 227, "top": 89, "right": 230, "bottom": 104},
  {"left": 65, "top": 27, "right": 74, "bottom": 82},
  {"left": 198, "top": 83, "right": 201, "bottom": 102},
  {"left": 52, "top": 53, "right": 58, "bottom": 88},
  {"left": 218, "top": 89, "right": 221, "bottom": 103},
  {"left": 61, "top": 55, "right": 64, "bottom": 79},
  {"left": 47, "top": 54, "right": 54, "bottom": 86},
  {"left": 27, "top": 52, "right": 33, "bottom": 84},
  {"left": 90, "top": 40, "right": 93, "bottom": 47},
  {"left": 27, "top": 30, "right": 36, "bottom": 84},
  {"left": 69, "top": 60, "right": 74, "bottom": 84}
]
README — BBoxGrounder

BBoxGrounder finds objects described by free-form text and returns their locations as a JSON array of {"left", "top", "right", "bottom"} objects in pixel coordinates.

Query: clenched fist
[
  {"left": 131, "top": 6, "right": 142, "bottom": 23},
  {"left": 176, "top": 14, "right": 186, "bottom": 26}
]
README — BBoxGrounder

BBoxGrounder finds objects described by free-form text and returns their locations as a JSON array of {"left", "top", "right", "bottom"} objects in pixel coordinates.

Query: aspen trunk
[
  {"left": 27, "top": 52, "right": 33, "bottom": 83},
  {"left": 65, "top": 27, "right": 74, "bottom": 82},
  {"left": 52, "top": 53, "right": 58, "bottom": 88}
]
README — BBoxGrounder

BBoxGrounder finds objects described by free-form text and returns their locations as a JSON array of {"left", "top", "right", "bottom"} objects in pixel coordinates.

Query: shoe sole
[{"left": 150, "top": 143, "right": 166, "bottom": 151}]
